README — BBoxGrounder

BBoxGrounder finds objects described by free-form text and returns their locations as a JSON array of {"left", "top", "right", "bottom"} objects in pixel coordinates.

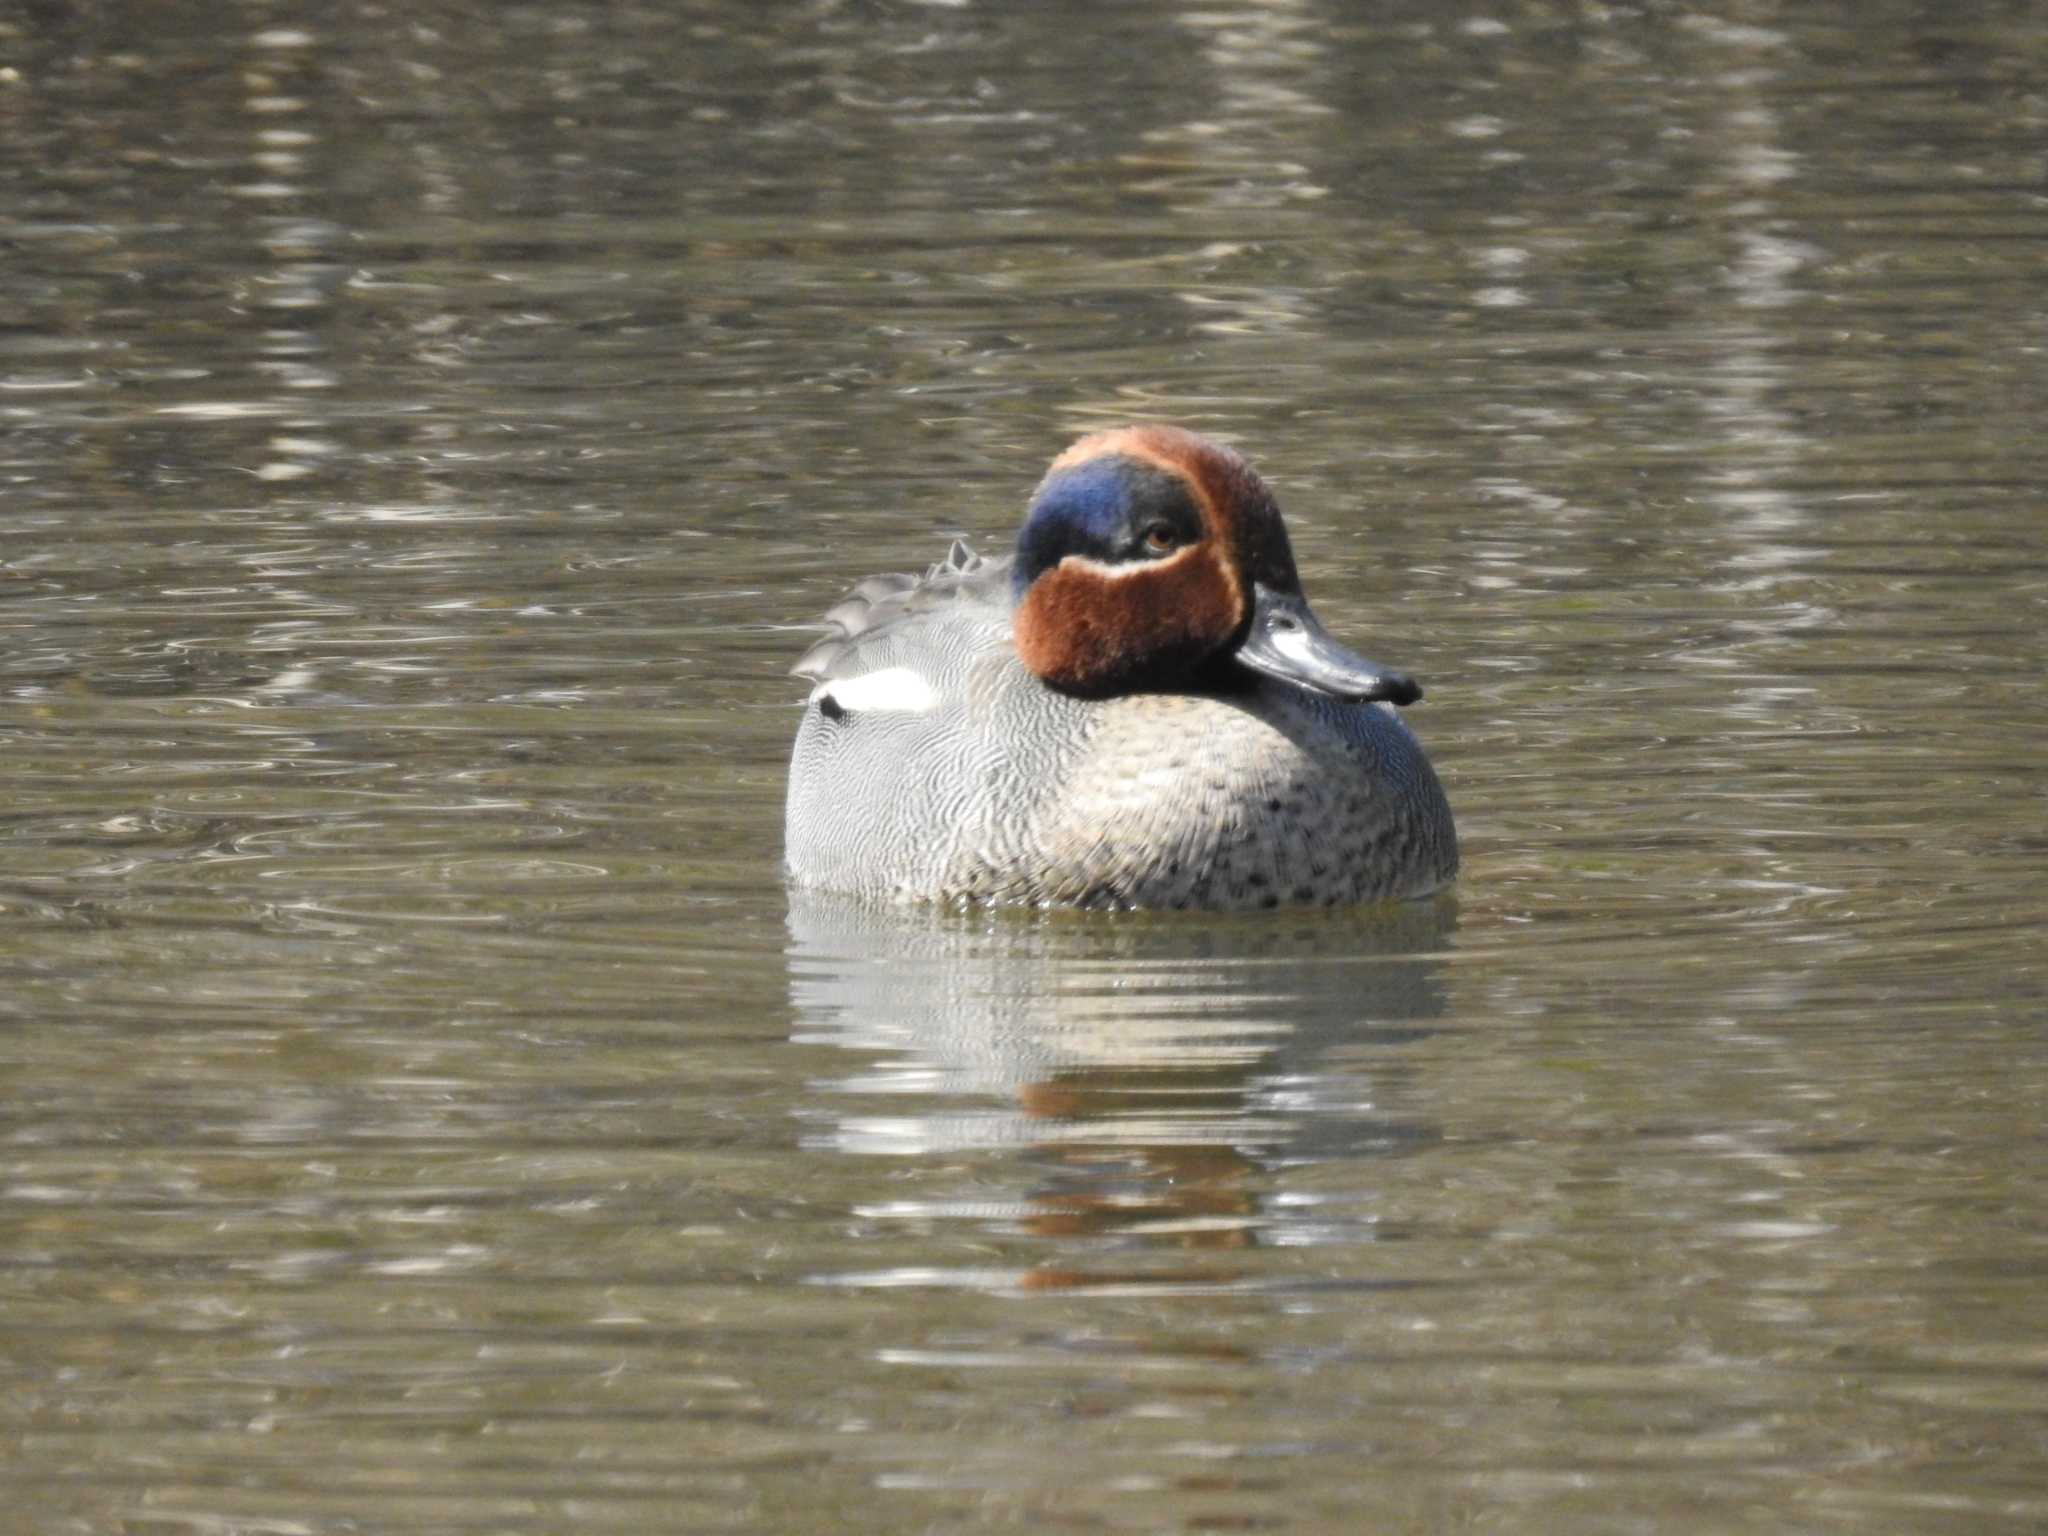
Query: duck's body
[{"left": 784, "top": 427, "right": 1457, "bottom": 911}]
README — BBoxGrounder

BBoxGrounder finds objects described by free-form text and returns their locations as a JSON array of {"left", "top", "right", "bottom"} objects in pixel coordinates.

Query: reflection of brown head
[{"left": 1014, "top": 1075, "right": 1260, "bottom": 1259}]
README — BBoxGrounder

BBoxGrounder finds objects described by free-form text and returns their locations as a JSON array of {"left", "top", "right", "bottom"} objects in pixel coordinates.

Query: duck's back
[
  {"left": 785, "top": 544, "right": 1089, "bottom": 901},
  {"left": 784, "top": 547, "right": 1457, "bottom": 910}
]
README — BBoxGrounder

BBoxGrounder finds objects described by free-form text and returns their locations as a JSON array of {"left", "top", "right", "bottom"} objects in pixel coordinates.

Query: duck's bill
[{"left": 1234, "top": 583, "right": 1423, "bottom": 706}]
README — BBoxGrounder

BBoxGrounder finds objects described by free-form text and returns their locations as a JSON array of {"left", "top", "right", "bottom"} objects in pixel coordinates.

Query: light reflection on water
[
  {"left": 3, "top": 0, "right": 2047, "bottom": 1531},
  {"left": 791, "top": 898, "right": 1450, "bottom": 1296}
]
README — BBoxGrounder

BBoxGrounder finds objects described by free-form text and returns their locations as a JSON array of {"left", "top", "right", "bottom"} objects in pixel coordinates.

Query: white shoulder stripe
[{"left": 813, "top": 666, "right": 939, "bottom": 714}]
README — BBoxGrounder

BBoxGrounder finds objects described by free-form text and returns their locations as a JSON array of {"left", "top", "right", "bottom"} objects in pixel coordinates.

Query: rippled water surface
[{"left": 5, "top": 3, "right": 2046, "bottom": 1531}]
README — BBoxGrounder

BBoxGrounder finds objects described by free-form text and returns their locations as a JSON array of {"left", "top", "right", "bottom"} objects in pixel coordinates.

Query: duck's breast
[{"left": 954, "top": 686, "right": 1456, "bottom": 909}]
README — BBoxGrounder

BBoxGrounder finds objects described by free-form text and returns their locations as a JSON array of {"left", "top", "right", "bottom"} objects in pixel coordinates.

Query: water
[{"left": 4, "top": 2, "right": 2046, "bottom": 1531}]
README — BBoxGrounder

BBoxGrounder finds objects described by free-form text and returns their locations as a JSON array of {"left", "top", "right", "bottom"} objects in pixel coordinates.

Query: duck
[{"left": 784, "top": 425, "right": 1456, "bottom": 910}]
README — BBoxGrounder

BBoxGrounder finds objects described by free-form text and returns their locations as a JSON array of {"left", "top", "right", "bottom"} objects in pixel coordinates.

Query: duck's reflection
[{"left": 787, "top": 895, "right": 1455, "bottom": 1292}]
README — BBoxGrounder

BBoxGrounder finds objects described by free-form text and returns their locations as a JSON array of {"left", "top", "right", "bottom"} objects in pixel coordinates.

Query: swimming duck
[{"left": 784, "top": 425, "right": 1456, "bottom": 909}]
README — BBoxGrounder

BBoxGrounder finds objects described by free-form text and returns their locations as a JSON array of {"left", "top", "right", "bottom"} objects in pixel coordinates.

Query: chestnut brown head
[{"left": 1011, "top": 426, "right": 1422, "bottom": 706}]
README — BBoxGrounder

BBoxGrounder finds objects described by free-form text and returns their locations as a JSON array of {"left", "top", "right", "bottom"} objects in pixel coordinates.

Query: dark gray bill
[{"left": 1233, "top": 583, "right": 1422, "bottom": 706}]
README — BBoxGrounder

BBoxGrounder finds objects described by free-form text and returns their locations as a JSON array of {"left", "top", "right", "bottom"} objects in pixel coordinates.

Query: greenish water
[{"left": 3, "top": 3, "right": 2045, "bottom": 1531}]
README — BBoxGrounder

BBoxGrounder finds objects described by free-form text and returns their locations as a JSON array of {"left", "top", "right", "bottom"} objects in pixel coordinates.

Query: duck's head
[{"left": 1010, "top": 425, "right": 1423, "bottom": 705}]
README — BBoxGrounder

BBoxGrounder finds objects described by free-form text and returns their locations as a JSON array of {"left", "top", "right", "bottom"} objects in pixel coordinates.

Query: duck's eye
[{"left": 1142, "top": 520, "right": 1178, "bottom": 554}]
